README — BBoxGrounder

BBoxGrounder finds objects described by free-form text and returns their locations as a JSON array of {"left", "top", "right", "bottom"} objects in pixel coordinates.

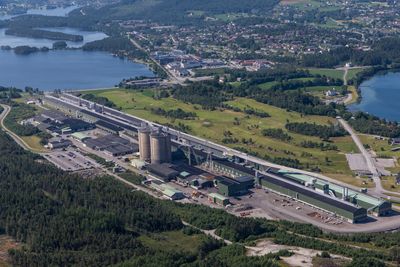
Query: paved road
[
  {"left": 338, "top": 118, "right": 381, "bottom": 190},
  {"left": 338, "top": 117, "right": 400, "bottom": 200},
  {"left": 0, "top": 104, "right": 37, "bottom": 152}
]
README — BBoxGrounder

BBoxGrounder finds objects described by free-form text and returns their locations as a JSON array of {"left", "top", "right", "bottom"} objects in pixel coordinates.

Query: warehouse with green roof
[
  {"left": 259, "top": 173, "right": 367, "bottom": 223},
  {"left": 276, "top": 171, "right": 392, "bottom": 217}
]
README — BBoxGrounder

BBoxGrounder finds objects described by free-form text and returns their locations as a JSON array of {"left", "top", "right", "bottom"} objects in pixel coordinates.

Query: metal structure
[
  {"left": 138, "top": 122, "right": 151, "bottom": 161},
  {"left": 150, "top": 127, "right": 171, "bottom": 164}
]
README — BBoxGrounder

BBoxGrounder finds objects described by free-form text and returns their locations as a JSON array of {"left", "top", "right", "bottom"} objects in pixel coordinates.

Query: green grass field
[
  {"left": 85, "top": 88, "right": 360, "bottom": 184},
  {"left": 138, "top": 230, "right": 204, "bottom": 254},
  {"left": 307, "top": 68, "right": 344, "bottom": 80},
  {"left": 346, "top": 68, "right": 364, "bottom": 80}
]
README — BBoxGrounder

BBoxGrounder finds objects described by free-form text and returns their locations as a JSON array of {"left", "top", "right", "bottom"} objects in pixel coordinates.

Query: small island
[
  {"left": 13, "top": 46, "right": 49, "bottom": 55},
  {"left": 5, "top": 27, "right": 83, "bottom": 42}
]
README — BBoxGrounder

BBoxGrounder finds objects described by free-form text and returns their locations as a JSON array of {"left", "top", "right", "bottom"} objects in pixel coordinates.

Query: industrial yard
[{"left": 12, "top": 92, "right": 400, "bottom": 233}]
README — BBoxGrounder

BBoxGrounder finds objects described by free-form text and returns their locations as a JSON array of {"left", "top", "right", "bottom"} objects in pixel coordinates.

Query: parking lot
[{"left": 44, "top": 148, "right": 101, "bottom": 172}]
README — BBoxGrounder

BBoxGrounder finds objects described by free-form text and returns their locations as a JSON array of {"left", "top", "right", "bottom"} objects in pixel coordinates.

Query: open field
[
  {"left": 307, "top": 68, "right": 344, "bottom": 80},
  {"left": 347, "top": 68, "right": 364, "bottom": 80},
  {"left": 358, "top": 135, "right": 399, "bottom": 159},
  {"left": 381, "top": 176, "right": 400, "bottom": 193},
  {"left": 20, "top": 135, "right": 47, "bottom": 153},
  {"left": 138, "top": 230, "right": 204, "bottom": 254},
  {"left": 84, "top": 89, "right": 360, "bottom": 183}
]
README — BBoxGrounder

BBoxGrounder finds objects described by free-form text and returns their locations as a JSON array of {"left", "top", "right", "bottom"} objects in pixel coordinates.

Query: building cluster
[
  {"left": 118, "top": 0, "right": 400, "bottom": 78},
  {"left": 42, "top": 94, "right": 393, "bottom": 224},
  {"left": 153, "top": 50, "right": 225, "bottom": 77}
]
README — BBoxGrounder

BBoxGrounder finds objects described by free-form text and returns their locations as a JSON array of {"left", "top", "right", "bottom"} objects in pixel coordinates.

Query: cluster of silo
[{"left": 138, "top": 123, "right": 171, "bottom": 164}]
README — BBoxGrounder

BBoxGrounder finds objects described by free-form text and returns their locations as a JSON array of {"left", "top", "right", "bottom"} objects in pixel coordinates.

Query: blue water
[
  {"left": 0, "top": 28, "right": 107, "bottom": 48},
  {"left": 0, "top": 5, "right": 79, "bottom": 20},
  {"left": 0, "top": 49, "right": 154, "bottom": 91},
  {"left": 0, "top": 5, "right": 153, "bottom": 91},
  {"left": 349, "top": 72, "right": 400, "bottom": 121}
]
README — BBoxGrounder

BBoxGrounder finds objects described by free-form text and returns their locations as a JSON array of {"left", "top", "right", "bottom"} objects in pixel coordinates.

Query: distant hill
[{"left": 81, "top": 0, "right": 279, "bottom": 24}]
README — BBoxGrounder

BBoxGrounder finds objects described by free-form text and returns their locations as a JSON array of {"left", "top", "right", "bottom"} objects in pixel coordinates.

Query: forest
[
  {"left": 302, "top": 37, "right": 400, "bottom": 68},
  {"left": 150, "top": 107, "right": 197, "bottom": 120},
  {"left": 82, "top": 93, "right": 117, "bottom": 108},
  {"left": 285, "top": 122, "right": 348, "bottom": 139},
  {"left": 5, "top": 27, "right": 83, "bottom": 42}
]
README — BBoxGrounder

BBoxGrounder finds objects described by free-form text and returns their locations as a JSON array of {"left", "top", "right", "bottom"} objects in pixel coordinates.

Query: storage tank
[
  {"left": 150, "top": 127, "right": 171, "bottom": 164},
  {"left": 165, "top": 133, "right": 172, "bottom": 163},
  {"left": 138, "top": 122, "right": 151, "bottom": 161}
]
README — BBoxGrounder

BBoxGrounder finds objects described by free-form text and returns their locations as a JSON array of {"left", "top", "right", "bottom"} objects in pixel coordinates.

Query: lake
[
  {"left": 349, "top": 72, "right": 400, "bottom": 122},
  {"left": 0, "top": 49, "right": 154, "bottom": 91},
  {"left": 0, "top": 5, "right": 79, "bottom": 20},
  {"left": 0, "top": 28, "right": 108, "bottom": 48},
  {"left": 0, "top": 5, "right": 154, "bottom": 91}
]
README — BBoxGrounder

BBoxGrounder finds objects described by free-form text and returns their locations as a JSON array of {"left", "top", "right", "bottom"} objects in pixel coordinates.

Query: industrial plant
[{"left": 40, "top": 92, "right": 394, "bottom": 225}]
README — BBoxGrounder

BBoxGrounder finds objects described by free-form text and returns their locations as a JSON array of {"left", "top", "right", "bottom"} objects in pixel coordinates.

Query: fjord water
[
  {"left": 0, "top": 5, "right": 79, "bottom": 20},
  {"left": 0, "top": 5, "right": 153, "bottom": 91},
  {"left": 0, "top": 28, "right": 108, "bottom": 48},
  {"left": 349, "top": 72, "right": 400, "bottom": 122},
  {"left": 0, "top": 49, "right": 154, "bottom": 91}
]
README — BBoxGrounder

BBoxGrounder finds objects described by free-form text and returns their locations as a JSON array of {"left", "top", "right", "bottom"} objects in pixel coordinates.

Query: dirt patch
[
  {"left": 246, "top": 239, "right": 347, "bottom": 267},
  {"left": 0, "top": 235, "right": 20, "bottom": 266}
]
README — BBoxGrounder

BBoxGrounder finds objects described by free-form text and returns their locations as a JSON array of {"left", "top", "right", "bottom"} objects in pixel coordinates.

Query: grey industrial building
[
  {"left": 147, "top": 163, "right": 179, "bottom": 181},
  {"left": 214, "top": 175, "right": 254, "bottom": 197},
  {"left": 84, "top": 134, "right": 138, "bottom": 157},
  {"left": 258, "top": 173, "right": 368, "bottom": 223}
]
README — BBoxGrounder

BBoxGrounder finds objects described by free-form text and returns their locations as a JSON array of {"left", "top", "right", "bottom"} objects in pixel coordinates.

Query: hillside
[{"left": 80, "top": 0, "right": 279, "bottom": 24}]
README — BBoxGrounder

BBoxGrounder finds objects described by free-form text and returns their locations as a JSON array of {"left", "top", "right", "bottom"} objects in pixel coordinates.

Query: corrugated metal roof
[
  {"left": 208, "top": 192, "right": 229, "bottom": 201},
  {"left": 263, "top": 173, "right": 364, "bottom": 213}
]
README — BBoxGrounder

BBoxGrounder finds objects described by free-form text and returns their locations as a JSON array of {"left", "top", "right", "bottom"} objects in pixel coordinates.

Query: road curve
[{"left": 0, "top": 104, "right": 34, "bottom": 151}]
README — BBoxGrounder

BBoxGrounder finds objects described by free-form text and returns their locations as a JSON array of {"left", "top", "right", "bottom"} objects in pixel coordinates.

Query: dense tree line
[
  {"left": 269, "top": 77, "right": 342, "bottom": 91},
  {"left": 13, "top": 45, "right": 49, "bottom": 55},
  {"left": 302, "top": 37, "right": 400, "bottom": 68},
  {"left": 150, "top": 107, "right": 197, "bottom": 120},
  {"left": 6, "top": 27, "right": 83, "bottom": 41},
  {"left": 349, "top": 112, "right": 400, "bottom": 138},
  {"left": 83, "top": 37, "right": 148, "bottom": 60},
  {"left": 0, "top": 87, "right": 22, "bottom": 99},
  {"left": 261, "top": 128, "right": 292, "bottom": 141},
  {"left": 300, "top": 140, "right": 338, "bottom": 151},
  {"left": 173, "top": 82, "right": 230, "bottom": 110},
  {"left": 82, "top": 93, "right": 117, "bottom": 108},
  {"left": 285, "top": 122, "right": 348, "bottom": 139}
]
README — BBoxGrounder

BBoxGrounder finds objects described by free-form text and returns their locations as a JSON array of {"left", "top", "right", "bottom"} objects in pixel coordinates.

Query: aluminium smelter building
[{"left": 258, "top": 173, "right": 367, "bottom": 223}]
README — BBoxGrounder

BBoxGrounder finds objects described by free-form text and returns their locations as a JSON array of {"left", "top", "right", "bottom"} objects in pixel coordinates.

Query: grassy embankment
[
  {"left": 81, "top": 88, "right": 374, "bottom": 187},
  {"left": 3, "top": 98, "right": 47, "bottom": 153}
]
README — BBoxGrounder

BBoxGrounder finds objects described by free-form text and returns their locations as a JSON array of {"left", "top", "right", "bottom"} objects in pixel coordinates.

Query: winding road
[{"left": 0, "top": 104, "right": 36, "bottom": 151}]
